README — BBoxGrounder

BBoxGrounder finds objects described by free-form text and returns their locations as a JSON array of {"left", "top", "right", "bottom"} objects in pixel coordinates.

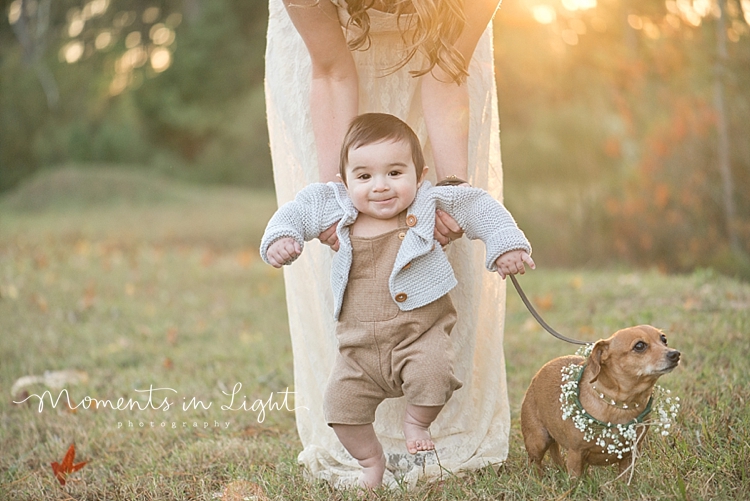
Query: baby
[{"left": 261, "top": 113, "right": 533, "bottom": 488}]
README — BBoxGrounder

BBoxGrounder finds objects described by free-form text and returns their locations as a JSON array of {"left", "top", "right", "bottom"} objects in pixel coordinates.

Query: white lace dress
[{"left": 264, "top": 0, "right": 510, "bottom": 488}]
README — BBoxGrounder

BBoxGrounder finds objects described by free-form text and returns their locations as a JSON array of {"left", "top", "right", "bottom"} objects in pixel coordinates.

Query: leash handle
[{"left": 509, "top": 274, "right": 591, "bottom": 346}]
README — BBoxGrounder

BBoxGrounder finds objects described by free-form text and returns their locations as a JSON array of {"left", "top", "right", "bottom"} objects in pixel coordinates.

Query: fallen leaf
[
  {"left": 222, "top": 480, "right": 269, "bottom": 501},
  {"left": 533, "top": 293, "right": 554, "bottom": 311},
  {"left": 65, "top": 399, "right": 78, "bottom": 413},
  {"left": 75, "top": 240, "right": 90, "bottom": 256},
  {"left": 167, "top": 327, "right": 178, "bottom": 345},
  {"left": 570, "top": 276, "right": 583, "bottom": 290},
  {"left": 683, "top": 297, "right": 701, "bottom": 311},
  {"left": 79, "top": 282, "right": 96, "bottom": 310},
  {"left": 201, "top": 249, "right": 215, "bottom": 267},
  {"left": 12, "top": 390, "right": 30, "bottom": 406},
  {"left": 51, "top": 444, "right": 87, "bottom": 486},
  {"left": 578, "top": 325, "right": 595, "bottom": 336},
  {"left": 34, "top": 253, "right": 49, "bottom": 269},
  {"left": 236, "top": 249, "right": 255, "bottom": 268},
  {"left": 33, "top": 294, "right": 49, "bottom": 313}
]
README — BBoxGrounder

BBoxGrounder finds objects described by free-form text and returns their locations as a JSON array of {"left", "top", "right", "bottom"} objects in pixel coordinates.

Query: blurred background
[{"left": 1, "top": 0, "right": 749, "bottom": 277}]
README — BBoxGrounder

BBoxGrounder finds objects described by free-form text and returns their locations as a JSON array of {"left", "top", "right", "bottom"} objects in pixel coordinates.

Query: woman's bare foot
[{"left": 403, "top": 404, "right": 443, "bottom": 454}]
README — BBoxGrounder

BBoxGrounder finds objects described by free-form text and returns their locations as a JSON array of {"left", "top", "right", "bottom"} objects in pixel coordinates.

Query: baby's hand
[
  {"left": 267, "top": 237, "right": 302, "bottom": 268},
  {"left": 495, "top": 250, "right": 535, "bottom": 279}
]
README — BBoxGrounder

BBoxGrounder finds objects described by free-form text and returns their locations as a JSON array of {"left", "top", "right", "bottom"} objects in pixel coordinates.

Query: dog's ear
[{"left": 588, "top": 340, "right": 609, "bottom": 383}]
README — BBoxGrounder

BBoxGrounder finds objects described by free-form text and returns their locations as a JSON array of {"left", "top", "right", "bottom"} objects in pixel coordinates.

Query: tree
[{"left": 1, "top": 0, "right": 272, "bottom": 192}]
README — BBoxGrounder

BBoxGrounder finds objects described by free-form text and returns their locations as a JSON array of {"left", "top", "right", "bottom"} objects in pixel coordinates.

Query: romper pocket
[{"left": 350, "top": 285, "right": 400, "bottom": 323}]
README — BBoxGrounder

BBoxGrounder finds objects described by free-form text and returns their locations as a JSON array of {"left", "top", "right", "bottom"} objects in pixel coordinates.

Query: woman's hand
[
  {"left": 434, "top": 209, "right": 464, "bottom": 246},
  {"left": 318, "top": 222, "right": 340, "bottom": 251}
]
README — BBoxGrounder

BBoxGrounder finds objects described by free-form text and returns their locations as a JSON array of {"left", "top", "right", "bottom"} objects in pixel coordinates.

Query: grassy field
[{"left": 1, "top": 168, "right": 749, "bottom": 500}]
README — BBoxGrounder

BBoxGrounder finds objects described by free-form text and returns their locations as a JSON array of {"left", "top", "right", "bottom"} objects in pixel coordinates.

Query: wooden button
[
  {"left": 406, "top": 214, "right": 417, "bottom": 227},
  {"left": 402, "top": 262, "right": 411, "bottom": 270},
  {"left": 398, "top": 232, "right": 406, "bottom": 240},
  {"left": 395, "top": 293, "right": 407, "bottom": 302}
]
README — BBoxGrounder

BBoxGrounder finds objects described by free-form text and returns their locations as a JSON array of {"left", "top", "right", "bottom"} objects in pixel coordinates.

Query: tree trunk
[
  {"left": 714, "top": 0, "right": 739, "bottom": 253},
  {"left": 11, "top": 0, "right": 59, "bottom": 110}
]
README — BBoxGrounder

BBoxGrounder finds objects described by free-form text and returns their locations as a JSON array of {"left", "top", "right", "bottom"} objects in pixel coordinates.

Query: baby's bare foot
[
  {"left": 357, "top": 451, "right": 386, "bottom": 489},
  {"left": 403, "top": 419, "right": 434, "bottom": 454}
]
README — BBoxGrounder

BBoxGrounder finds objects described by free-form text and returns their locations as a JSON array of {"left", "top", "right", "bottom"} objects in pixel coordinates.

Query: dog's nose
[{"left": 667, "top": 350, "right": 681, "bottom": 363}]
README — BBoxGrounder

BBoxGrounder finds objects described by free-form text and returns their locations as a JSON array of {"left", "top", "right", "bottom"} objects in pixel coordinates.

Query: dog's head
[{"left": 587, "top": 325, "right": 681, "bottom": 386}]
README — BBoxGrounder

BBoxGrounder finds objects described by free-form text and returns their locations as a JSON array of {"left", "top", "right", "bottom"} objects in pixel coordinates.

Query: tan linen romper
[{"left": 324, "top": 212, "right": 463, "bottom": 426}]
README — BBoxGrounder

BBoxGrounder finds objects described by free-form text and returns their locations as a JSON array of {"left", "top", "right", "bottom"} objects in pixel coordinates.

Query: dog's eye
[
  {"left": 633, "top": 341, "right": 648, "bottom": 352},
  {"left": 660, "top": 334, "right": 668, "bottom": 345}
]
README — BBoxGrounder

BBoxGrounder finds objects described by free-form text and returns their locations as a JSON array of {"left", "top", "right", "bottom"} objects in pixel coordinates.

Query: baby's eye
[
  {"left": 357, "top": 173, "right": 371, "bottom": 180},
  {"left": 388, "top": 170, "right": 403, "bottom": 177},
  {"left": 633, "top": 341, "right": 648, "bottom": 352}
]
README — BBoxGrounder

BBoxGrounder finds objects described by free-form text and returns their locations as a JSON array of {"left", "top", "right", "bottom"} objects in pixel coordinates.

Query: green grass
[{"left": 1, "top": 168, "right": 749, "bottom": 500}]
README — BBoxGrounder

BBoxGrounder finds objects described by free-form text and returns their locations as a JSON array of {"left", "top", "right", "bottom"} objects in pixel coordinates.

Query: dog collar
[
  {"left": 559, "top": 347, "right": 680, "bottom": 463},
  {"left": 591, "top": 384, "right": 646, "bottom": 410},
  {"left": 573, "top": 364, "right": 654, "bottom": 428}
]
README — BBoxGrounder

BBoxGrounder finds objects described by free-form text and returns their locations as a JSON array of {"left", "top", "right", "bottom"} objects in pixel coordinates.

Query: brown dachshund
[{"left": 521, "top": 325, "right": 680, "bottom": 477}]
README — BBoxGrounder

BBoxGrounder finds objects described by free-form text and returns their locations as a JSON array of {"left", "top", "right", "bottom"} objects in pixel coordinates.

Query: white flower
[{"left": 558, "top": 359, "right": 680, "bottom": 460}]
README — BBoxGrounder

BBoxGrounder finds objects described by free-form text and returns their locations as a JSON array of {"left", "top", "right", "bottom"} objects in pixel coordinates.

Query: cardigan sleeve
[
  {"left": 260, "top": 183, "right": 343, "bottom": 265},
  {"left": 434, "top": 186, "right": 531, "bottom": 272}
]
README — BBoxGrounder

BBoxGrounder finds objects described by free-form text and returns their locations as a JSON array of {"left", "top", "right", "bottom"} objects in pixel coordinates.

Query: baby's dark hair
[{"left": 339, "top": 113, "right": 425, "bottom": 184}]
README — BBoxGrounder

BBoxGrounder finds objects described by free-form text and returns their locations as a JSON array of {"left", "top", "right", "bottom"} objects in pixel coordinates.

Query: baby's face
[{"left": 344, "top": 139, "right": 424, "bottom": 221}]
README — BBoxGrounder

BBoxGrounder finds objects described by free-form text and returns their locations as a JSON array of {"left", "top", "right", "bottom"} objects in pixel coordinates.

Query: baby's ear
[{"left": 418, "top": 165, "right": 430, "bottom": 186}]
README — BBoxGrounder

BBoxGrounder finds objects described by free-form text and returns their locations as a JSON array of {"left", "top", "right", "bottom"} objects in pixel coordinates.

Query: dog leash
[{"left": 508, "top": 274, "right": 591, "bottom": 346}]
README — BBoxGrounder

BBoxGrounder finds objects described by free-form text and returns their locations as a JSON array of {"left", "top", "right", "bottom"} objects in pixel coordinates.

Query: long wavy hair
[{"left": 344, "top": 0, "right": 468, "bottom": 84}]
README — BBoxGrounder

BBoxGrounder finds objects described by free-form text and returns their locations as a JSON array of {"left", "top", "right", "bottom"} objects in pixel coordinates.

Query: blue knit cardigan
[{"left": 260, "top": 181, "right": 531, "bottom": 320}]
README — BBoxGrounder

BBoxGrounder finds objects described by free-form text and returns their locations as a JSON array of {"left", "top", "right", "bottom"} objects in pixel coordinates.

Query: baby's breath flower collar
[{"left": 559, "top": 344, "right": 680, "bottom": 460}]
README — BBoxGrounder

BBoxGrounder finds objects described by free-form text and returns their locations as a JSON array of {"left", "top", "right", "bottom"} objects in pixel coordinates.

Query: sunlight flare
[
  {"left": 68, "top": 18, "right": 85, "bottom": 37},
  {"left": 8, "top": 0, "right": 21, "bottom": 24},
  {"left": 532, "top": 5, "right": 556, "bottom": 24},
  {"left": 150, "top": 47, "right": 172, "bottom": 73},
  {"left": 95, "top": 31, "right": 113, "bottom": 50},
  {"left": 61, "top": 41, "right": 85, "bottom": 64},
  {"left": 561, "top": 0, "right": 597, "bottom": 12}
]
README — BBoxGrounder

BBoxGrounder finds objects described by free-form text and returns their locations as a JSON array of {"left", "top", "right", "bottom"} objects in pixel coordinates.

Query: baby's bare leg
[
  {"left": 403, "top": 404, "right": 443, "bottom": 454},
  {"left": 331, "top": 423, "right": 386, "bottom": 488}
]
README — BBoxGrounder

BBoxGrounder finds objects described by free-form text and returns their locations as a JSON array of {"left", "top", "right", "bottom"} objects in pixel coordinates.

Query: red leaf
[{"left": 51, "top": 444, "right": 87, "bottom": 486}]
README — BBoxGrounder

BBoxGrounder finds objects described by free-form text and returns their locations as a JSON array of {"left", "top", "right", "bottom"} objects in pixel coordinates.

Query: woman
[{"left": 265, "top": 0, "right": 508, "bottom": 487}]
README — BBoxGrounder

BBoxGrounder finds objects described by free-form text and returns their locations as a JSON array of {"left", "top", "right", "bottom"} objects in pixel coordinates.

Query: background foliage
[
  {"left": 1, "top": 0, "right": 749, "bottom": 275},
  {"left": 1, "top": 0, "right": 270, "bottom": 190},
  {"left": 495, "top": 0, "right": 750, "bottom": 275}
]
